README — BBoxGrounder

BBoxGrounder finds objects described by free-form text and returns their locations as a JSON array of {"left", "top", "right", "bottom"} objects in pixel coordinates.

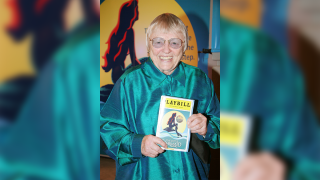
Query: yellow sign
[
  {"left": 165, "top": 98, "right": 192, "bottom": 111},
  {"left": 221, "top": 114, "right": 247, "bottom": 146}
]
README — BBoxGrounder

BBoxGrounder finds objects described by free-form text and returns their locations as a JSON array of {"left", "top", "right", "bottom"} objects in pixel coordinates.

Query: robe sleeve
[
  {"left": 196, "top": 77, "right": 220, "bottom": 149},
  {"left": 100, "top": 79, "right": 144, "bottom": 166},
  {"left": 279, "top": 66, "right": 320, "bottom": 180}
]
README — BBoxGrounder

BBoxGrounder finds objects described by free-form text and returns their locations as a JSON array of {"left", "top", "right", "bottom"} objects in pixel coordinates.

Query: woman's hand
[
  {"left": 187, "top": 113, "right": 208, "bottom": 136},
  {"left": 141, "top": 135, "right": 167, "bottom": 158},
  {"left": 234, "top": 152, "right": 286, "bottom": 180}
]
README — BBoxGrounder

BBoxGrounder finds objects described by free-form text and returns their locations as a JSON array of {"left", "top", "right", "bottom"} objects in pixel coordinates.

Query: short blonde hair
[{"left": 146, "top": 13, "right": 188, "bottom": 52}]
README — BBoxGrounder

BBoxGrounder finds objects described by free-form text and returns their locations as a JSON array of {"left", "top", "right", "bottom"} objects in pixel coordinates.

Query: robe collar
[{"left": 142, "top": 57, "right": 186, "bottom": 88}]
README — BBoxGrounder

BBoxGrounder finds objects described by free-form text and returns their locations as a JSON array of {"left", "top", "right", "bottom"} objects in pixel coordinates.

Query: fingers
[
  {"left": 188, "top": 121, "right": 202, "bottom": 130},
  {"left": 234, "top": 152, "right": 286, "bottom": 180},
  {"left": 187, "top": 114, "right": 205, "bottom": 127},
  {"left": 187, "top": 114, "right": 200, "bottom": 125},
  {"left": 187, "top": 113, "right": 207, "bottom": 136},
  {"left": 150, "top": 143, "right": 164, "bottom": 154},
  {"left": 259, "top": 153, "right": 286, "bottom": 180},
  {"left": 141, "top": 135, "right": 167, "bottom": 158},
  {"left": 234, "top": 154, "right": 262, "bottom": 180},
  {"left": 190, "top": 125, "right": 207, "bottom": 135},
  {"left": 154, "top": 136, "right": 168, "bottom": 149},
  {"left": 148, "top": 147, "right": 161, "bottom": 158}
]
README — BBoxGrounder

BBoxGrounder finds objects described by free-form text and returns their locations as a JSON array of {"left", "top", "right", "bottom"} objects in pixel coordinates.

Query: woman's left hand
[
  {"left": 233, "top": 152, "right": 286, "bottom": 180},
  {"left": 187, "top": 113, "right": 207, "bottom": 136}
]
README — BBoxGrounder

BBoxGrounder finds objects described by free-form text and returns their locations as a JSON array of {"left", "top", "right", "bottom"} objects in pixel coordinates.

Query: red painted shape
[
  {"left": 128, "top": 6, "right": 138, "bottom": 30},
  {"left": 35, "top": 0, "right": 50, "bottom": 14},
  {"left": 118, "top": 31, "right": 127, "bottom": 47},
  {"left": 102, "top": 0, "right": 140, "bottom": 69},
  {"left": 6, "top": 0, "right": 21, "bottom": 30},
  {"left": 114, "top": 44, "right": 123, "bottom": 62},
  {"left": 102, "top": 1, "right": 130, "bottom": 69}
]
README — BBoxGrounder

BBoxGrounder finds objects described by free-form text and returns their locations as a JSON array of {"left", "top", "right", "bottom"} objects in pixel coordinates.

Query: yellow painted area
[
  {"left": 162, "top": 111, "right": 187, "bottom": 133},
  {"left": 0, "top": 1, "right": 35, "bottom": 83},
  {"left": 220, "top": 0, "right": 262, "bottom": 28},
  {"left": 165, "top": 98, "right": 192, "bottom": 111},
  {"left": 220, "top": 115, "right": 245, "bottom": 146},
  {"left": 100, "top": 0, "right": 198, "bottom": 87}
]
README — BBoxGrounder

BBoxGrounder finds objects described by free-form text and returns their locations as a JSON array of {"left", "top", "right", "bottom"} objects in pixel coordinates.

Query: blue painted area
[
  {"left": 261, "top": 0, "right": 289, "bottom": 48},
  {"left": 212, "top": 0, "right": 220, "bottom": 52},
  {"left": 175, "top": 0, "right": 210, "bottom": 75}
]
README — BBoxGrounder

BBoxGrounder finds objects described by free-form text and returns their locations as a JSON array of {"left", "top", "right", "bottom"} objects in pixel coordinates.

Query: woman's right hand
[{"left": 141, "top": 135, "right": 168, "bottom": 158}]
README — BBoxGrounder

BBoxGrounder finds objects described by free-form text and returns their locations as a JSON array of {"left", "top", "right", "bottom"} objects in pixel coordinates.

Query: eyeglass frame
[{"left": 149, "top": 37, "right": 185, "bottom": 49}]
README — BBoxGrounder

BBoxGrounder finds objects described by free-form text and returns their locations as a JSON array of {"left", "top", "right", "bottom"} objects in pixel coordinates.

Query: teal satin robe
[
  {"left": 100, "top": 58, "right": 220, "bottom": 180},
  {"left": 221, "top": 18, "right": 320, "bottom": 179},
  {"left": 0, "top": 24, "right": 100, "bottom": 180}
]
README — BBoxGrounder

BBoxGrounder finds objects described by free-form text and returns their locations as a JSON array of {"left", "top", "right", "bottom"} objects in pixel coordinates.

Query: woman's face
[{"left": 149, "top": 30, "right": 184, "bottom": 75}]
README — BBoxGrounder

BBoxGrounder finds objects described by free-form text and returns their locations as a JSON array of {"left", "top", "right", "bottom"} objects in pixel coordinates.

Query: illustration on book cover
[{"left": 156, "top": 96, "right": 194, "bottom": 152}]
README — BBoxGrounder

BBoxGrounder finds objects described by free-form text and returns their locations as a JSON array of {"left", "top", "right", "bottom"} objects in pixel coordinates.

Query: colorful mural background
[
  {"left": 99, "top": 1, "right": 220, "bottom": 179},
  {"left": 100, "top": 0, "right": 218, "bottom": 102}
]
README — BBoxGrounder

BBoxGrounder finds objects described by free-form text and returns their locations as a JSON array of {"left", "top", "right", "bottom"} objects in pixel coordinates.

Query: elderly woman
[{"left": 100, "top": 13, "right": 220, "bottom": 180}]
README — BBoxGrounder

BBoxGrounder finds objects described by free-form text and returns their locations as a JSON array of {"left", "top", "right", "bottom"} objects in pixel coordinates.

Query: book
[
  {"left": 220, "top": 112, "right": 252, "bottom": 180},
  {"left": 156, "top": 95, "right": 194, "bottom": 152}
]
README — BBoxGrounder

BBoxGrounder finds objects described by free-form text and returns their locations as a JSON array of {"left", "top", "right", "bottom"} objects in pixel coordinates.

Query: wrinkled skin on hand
[
  {"left": 141, "top": 135, "right": 167, "bottom": 158},
  {"left": 187, "top": 113, "right": 208, "bottom": 136},
  {"left": 234, "top": 152, "right": 286, "bottom": 180}
]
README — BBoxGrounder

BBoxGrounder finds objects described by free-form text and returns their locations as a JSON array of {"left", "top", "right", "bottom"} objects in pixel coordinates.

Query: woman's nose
[{"left": 163, "top": 42, "right": 171, "bottom": 53}]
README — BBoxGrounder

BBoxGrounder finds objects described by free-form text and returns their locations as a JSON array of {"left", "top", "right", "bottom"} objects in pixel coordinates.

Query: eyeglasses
[{"left": 150, "top": 37, "right": 184, "bottom": 49}]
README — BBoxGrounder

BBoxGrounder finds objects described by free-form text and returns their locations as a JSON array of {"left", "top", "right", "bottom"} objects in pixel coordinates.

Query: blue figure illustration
[
  {"left": 164, "top": 113, "right": 182, "bottom": 137},
  {"left": 101, "top": 0, "right": 145, "bottom": 102}
]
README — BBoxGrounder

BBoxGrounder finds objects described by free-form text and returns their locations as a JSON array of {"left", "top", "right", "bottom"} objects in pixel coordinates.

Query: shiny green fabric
[
  {"left": 100, "top": 58, "right": 220, "bottom": 180},
  {"left": 221, "top": 18, "right": 320, "bottom": 179},
  {"left": 0, "top": 24, "right": 99, "bottom": 180}
]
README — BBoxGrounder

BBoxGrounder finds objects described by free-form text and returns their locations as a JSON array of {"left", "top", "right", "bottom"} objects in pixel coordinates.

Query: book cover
[
  {"left": 156, "top": 95, "right": 194, "bottom": 152},
  {"left": 220, "top": 112, "right": 252, "bottom": 180}
]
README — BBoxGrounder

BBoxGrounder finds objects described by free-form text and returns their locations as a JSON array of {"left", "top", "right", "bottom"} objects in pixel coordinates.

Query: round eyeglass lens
[
  {"left": 169, "top": 38, "right": 182, "bottom": 49},
  {"left": 152, "top": 38, "right": 165, "bottom": 48}
]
